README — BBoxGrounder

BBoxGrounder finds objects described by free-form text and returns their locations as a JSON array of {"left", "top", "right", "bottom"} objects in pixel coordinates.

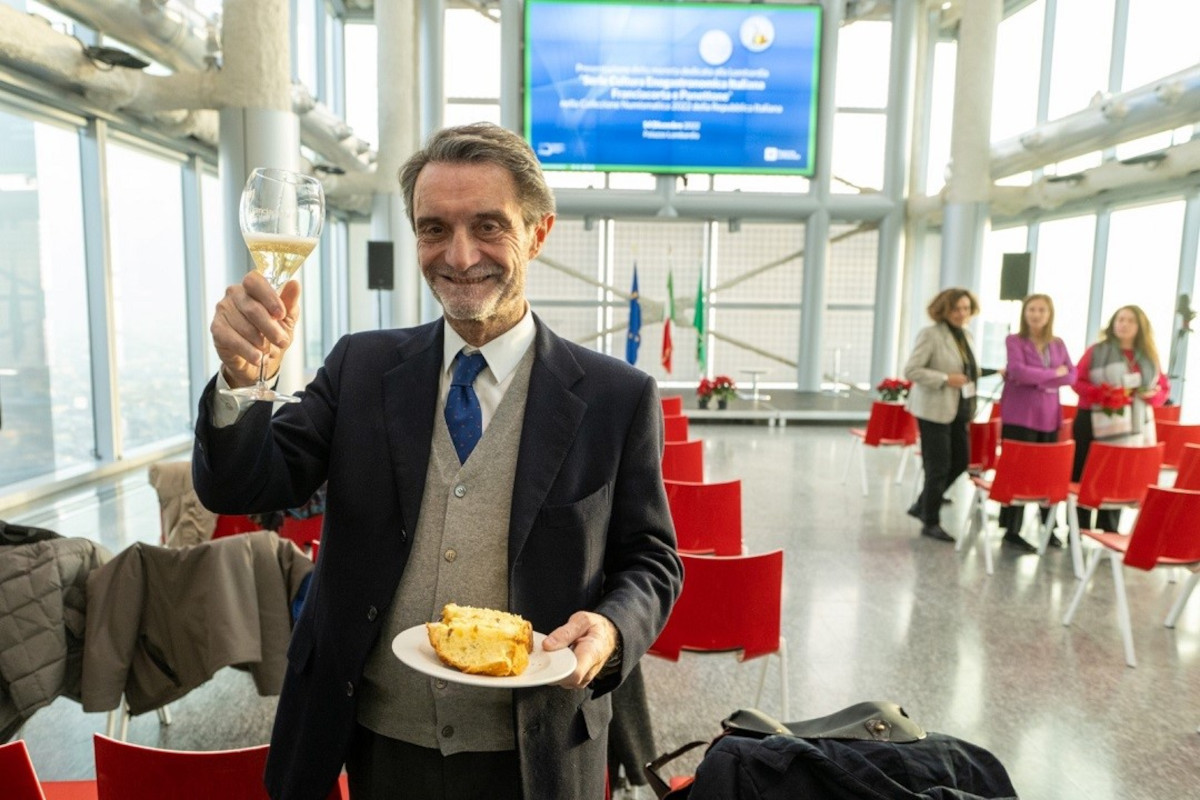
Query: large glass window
[
  {"left": 0, "top": 108, "right": 93, "bottom": 488},
  {"left": 200, "top": 169, "right": 225, "bottom": 379},
  {"left": 978, "top": 225, "right": 1028, "bottom": 367},
  {"left": 1047, "top": 0, "right": 1114, "bottom": 121},
  {"left": 1034, "top": 215, "right": 1095, "bottom": 362},
  {"left": 1122, "top": 0, "right": 1200, "bottom": 91},
  {"left": 344, "top": 23, "right": 379, "bottom": 148},
  {"left": 1103, "top": 201, "right": 1185, "bottom": 365},
  {"left": 991, "top": 0, "right": 1043, "bottom": 142},
  {"left": 106, "top": 140, "right": 191, "bottom": 451},
  {"left": 925, "top": 41, "right": 956, "bottom": 193}
]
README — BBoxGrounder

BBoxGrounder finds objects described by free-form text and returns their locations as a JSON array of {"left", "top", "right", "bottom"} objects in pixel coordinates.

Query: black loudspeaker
[
  {"left": 999, "top": 252, "right": 1031, "bottom": 301},
  {"left": 367, "top": 240, "right": 394, "bottom": 291}
]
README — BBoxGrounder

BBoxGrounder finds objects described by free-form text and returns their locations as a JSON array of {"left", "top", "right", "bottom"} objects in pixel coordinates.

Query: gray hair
[{"left": 398, "top": 122, "right": 555, "bottom": 230}]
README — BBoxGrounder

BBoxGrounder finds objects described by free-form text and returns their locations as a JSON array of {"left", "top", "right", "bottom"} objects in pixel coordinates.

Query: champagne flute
[{"left": 220, "top": 167, "right": 325, "bottom": 404}]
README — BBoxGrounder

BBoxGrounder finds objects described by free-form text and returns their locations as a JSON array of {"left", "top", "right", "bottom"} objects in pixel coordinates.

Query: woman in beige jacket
[{"left": 904, "top": 288, "right": 984, "bottom": 542}]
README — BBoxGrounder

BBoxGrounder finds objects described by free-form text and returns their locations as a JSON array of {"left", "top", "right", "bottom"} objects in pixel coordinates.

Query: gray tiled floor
[{"left": 9, "top": 423, "right": 1200, "bottom": 797}]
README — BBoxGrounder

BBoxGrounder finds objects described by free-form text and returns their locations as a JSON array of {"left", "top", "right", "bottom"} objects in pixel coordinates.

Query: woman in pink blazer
[{"left": 997, "top": 294, "right": 1076, "bottom": 550}]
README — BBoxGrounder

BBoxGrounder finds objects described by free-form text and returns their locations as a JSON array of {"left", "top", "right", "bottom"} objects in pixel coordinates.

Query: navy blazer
[{"left": 193, "top": 315, "right": 683, "bottom": 800}]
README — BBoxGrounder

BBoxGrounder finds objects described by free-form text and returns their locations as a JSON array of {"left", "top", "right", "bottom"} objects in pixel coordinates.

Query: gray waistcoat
[{"left": 356, "top": 348, "right": 533, "bottom": 754}]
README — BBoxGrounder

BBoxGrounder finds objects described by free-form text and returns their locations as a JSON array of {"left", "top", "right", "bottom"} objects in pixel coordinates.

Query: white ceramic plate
[{"left": 392, "top": 624, "right": 577, "bottom": 688}]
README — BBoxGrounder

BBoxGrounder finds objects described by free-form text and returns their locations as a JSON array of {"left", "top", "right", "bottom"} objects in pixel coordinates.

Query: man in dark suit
[{"left": 193, "top": 122, "right": 682, "bottom": 800}]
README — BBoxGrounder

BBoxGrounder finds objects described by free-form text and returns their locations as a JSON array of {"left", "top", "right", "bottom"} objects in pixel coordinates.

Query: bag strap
[{"left": 643, "top": 739, "right": 708, "bottom": 799}]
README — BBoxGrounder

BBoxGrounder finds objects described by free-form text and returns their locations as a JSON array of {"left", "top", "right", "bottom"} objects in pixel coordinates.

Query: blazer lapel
[
  {"left": 382, "top": 321, "right": 443, "bottom": 534},
  {"left": 508, "top": 319, "right": 586, "bottom": 566}
]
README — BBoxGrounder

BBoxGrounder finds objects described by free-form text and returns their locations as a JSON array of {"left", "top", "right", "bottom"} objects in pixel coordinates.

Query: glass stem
[{"left": 257, "top": 348, "right": 269, "bottom": 389}]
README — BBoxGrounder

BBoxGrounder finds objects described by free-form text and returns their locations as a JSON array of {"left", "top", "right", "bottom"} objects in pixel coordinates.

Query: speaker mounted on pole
[
  {"left": 367, "top": 241, "right": 395, "bottom": 291},
  {"left": 1000, "top": 252, "right": 1031, "bottom": 301}
]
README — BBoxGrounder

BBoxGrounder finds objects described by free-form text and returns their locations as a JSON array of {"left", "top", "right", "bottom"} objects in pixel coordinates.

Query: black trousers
[
  {"left": 997, "top": 423, "right": 1058, "bottom": 534},
  {"left": 915, "top": 401, "right": 971, "bottom": 526},
  {"left": 1071, "top": 410, "right": 1121, "bottom": 532},
  {"left": 346, "top": 725, "right": 522, "bottom": 800}
]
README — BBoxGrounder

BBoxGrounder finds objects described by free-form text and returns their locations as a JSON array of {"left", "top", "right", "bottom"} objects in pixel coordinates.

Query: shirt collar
[{"left": 442, "top": 306, "right": 536, "bottom": 383}]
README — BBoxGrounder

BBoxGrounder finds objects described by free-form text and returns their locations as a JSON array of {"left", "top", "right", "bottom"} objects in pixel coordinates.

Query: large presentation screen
[{"left": 523, "top": 0, "right": 822, "bottom": 176}]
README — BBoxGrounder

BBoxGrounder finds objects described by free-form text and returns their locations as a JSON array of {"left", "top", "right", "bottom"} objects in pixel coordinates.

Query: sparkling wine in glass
[{"left": 220, "top": 167, "right": 324, "bottom": 404}]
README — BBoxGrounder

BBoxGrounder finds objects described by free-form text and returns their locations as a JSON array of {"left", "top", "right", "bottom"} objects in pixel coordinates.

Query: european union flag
[{"left": 626, "top": 265, "right": 642, "bottom": 365}]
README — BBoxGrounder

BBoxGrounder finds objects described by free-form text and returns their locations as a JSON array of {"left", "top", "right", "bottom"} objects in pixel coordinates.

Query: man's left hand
[{"left": 543, "top": 611, "right": 618, "bottom": 689}]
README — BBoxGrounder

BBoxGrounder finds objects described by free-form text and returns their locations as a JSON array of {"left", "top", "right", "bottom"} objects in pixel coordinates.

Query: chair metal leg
[
  {"left": 1035, "top": 502, "right": 1059, "bottom": 554},
  {"left": 982, "top": 508, "right": 995, "bottom": 575},
  {"left": 119, "top": 699, "right": 131, "bottom": 741},
  {"left": 957, "top": 488, "right": 984, "bottom": 553},
  {"left": 750, "top": 640, "right": 789, "bottom": 721},
  {"left": 895, "top": 447, "right": 911, "bottom": 485},
  {"left": 1109, "top": 552, "right": 1137, "bottom": 667},
  {"left": 1165, "top": 572, "right": 1200, "bottom": 628},
  {"left": 842, "top": 438, "right": 866, "bottom": 496},
  {"left": 157, "top": 705, "right": 172, "bottom": 726},
  {"left": 1067, "top": 497, "right": 1085, "bottom": 579},
  {"left": 1063, "top": 547, "right": 1105, "bottom": 625}
]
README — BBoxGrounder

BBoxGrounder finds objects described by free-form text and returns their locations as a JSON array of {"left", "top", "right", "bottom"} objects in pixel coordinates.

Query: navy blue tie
[{"left": 445, "top": 350, "right": 488, "bottom": 463}]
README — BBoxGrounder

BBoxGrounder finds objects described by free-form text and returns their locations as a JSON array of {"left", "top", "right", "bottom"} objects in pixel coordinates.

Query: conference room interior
[{"left": 4, "top": 0, "right": 1200, "bottom": 797}]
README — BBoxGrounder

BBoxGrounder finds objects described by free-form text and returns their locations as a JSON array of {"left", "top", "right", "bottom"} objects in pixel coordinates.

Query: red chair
[
  {"left": 1154, "top": 421, "right": 1200, "bottom": 469},
  {"left": 1153, "top": 404, "right": 1182, "bottom": 423},
  {"left": 1173, "top": 444, "right": 1200, "bottom": 490},
  {"left": 967, "top": 418, "right": 1002, "bottom": 475},
  {"left": 664, "top": 479, "right": 743, "bottom": 556},
  {"left": 663, "top": 414, "right": 689, "bottom": 443},
  {"left": 212, "top": 514, "right": 261, "bottom": 539},
  {"left": 1063, "top": 486, "right": 1200, "bottom": 667},
  {"left": 1066, "top": 442, "right": 1165, "bottom": 579},
  {"left": 661, "top": 395, "right": 683, "bottom": 416},
  {"left": 958, "top": 440, "right": 1075, "bottom": 574},
  {"left": 0, "top": 740, "right": 97, "bottom": 800},
  {"left": 279, "top": 514, "right": 324, "bottom": 551},
  {"left": 842, "top": 401, "right": 919, "bottom": 496},
  {"left": 93, "top": 735, "right": 344, "bottom": 800},
  {"left": 662, "top": 439, "right": 704, "bottom": 483},
  {"left": 648, "top": 551, "right": 788, "bottom": 719}
]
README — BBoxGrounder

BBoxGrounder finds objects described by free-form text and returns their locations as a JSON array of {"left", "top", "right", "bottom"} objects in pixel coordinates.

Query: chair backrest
[
  {"left": 1075, "top": 442, "right": 1165, "bottom": 508},
  {"left": 1061, "top": 404, "right": 1079, "bottom": 422},
  {"left": 94, "top": 736, "right": 344, "bottom": 800},
  {"left": 664, "top": 479, "right": 743, "bottom": 556},
  {"left": 661, "top": 395, "right": 683, "bottom": 416},
  {"left": 862, "top": 401, "right": 918, "bottom": 447},
  {"left": 0, "top": 740, "right": 47, "bottom": 800},
  {"left": 987, "top": 439, "right": 1075, "bottom": 505},
  {"left": 1154, "top": 421, "right": 1200, "bottom": 468},
  {"left": 1122, "top": 486, "right": 1200, "bottom": 570},
  {"left": 1153, "top": 404, "right": 1182, "bottom": 423},
  {"left": 212, "top": 514, "right": 262, "bottom": 539},
  {"left": 663, "top": 414, "right": 690, "bottom": 443},
  {"left": 279, "top": 514, "right": 324, "bottom": 550},
  {"left": 968, "top": 419, "right": 1002, "bottom": 473},
  {"left": 1173, "top": 443, "right": 1200, "bottom": 490},
  {"left": 662, "top": 439, "right": 704, "bottom": 483},
  {"left": 649, "top": 550, "right": 783, "bottom": 662}
]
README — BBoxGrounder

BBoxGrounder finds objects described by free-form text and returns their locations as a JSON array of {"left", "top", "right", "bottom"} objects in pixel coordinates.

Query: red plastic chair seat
[
  {"left": 1173, "top": 443, "right": 1200, "bottom": 490},
  {"left": 1064, "top": 486, "right": 1200, "bottom": 667},
  {"left": 279, "top": 514, "right": 323, "bottom": 550},
  {"left": 663, "top": 414, "right": 690, "bottom": 443},
  {"left": 649, "top": 551, "right": 788, "bottom": 718},
  {"left": 960, "top": 439, "right": 1075, "bottom": 574},
  {"left": 843, "top": 402, "right": 919, "bottom": 496},
  {"left": 664, "top": 479, "right": 743, "bottom": 556},
  {"left": 967, "top": 419, "right": 1002, "bottom": 474},
  {"left": 1155, "top": 421, "right": 1200, "bottom": 469},
  {"left": 1153, "top": 404, "right": 1182, "bottom": 423},
  {"left": 1066, "top": 442, "right": 1165, "bottom": 579},
  {"left": 662, "top": 439, "right": 704, "bottom": 483},
  {"left": 0, "top": 740, "right": 98, "bottom": 800},
  {"left": 93, "top": 735, "right": 344, "bottom": 799}
]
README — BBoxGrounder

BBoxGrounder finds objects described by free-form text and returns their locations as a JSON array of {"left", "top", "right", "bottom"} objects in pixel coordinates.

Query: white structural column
[
  {"left": 939, "top": 0, "right": 1001, "bottom": 291},
  {"left": 796, "top": 0, "right": 841, "bottom": 391},
  {"left": 218, "top": 0, "right": 305, "bottom": 392},
  {"left": 372, "top": 0, "right": 422, "bottom": 329}
]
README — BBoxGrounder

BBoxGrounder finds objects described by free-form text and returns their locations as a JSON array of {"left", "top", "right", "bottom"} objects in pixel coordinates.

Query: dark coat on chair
[{"left": 192, "top": 315, "right": 683, "bottom": 800}]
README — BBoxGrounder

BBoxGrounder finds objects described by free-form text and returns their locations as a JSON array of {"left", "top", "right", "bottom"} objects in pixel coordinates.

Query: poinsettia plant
[
  {"left": 876, "top": 377, "right": 913, "bottom": 402},
  {"left": 697, "top": 376, "right": 738, "bottom": 401},
  {"left": 711, "top": 375, "right": 738, "bottom": 400},
  {"left": 1096, "top": 383, "right": 1133, "bottom": 416}
]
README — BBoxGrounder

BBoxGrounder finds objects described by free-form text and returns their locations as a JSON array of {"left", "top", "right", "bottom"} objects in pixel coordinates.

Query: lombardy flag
[
  {"left": 694, "top": 272, "right": 707, "bottom": 370},
  {"left": 626, "top": 265, "right": 641, "bottom": 365},
  {"left": 661, "top": 271, "right": 675, "bottom": 373}
]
